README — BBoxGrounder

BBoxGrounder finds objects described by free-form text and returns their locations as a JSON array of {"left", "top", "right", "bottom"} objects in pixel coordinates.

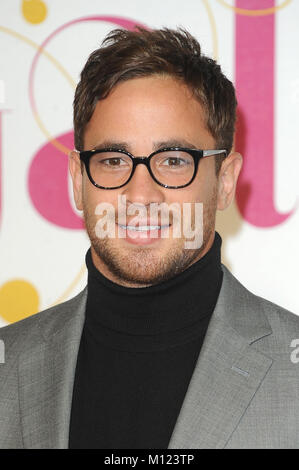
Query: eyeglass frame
[{"left": 77, "top": 147, "right": 227, "bottom": 190}]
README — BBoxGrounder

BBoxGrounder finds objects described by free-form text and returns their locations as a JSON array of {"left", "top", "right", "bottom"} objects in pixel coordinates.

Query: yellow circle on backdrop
[
  {"left": 22, "top": 0, "right": 47, "bottom": 24},
  {"left": 0, "top": 279, "right": 39, "bottom": 323}
]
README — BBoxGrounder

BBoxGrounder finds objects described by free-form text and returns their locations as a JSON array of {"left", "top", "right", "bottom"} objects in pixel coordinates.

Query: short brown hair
[{"left": 73, "top": 27, "right": 237, "bottom": 175}]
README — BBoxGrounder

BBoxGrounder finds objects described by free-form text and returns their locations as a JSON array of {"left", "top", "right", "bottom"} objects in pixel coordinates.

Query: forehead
[{"left": 84, "top": 75, "right": 214, "bottom": 150}]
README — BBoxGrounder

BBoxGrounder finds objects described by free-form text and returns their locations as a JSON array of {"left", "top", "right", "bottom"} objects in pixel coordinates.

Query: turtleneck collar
[{"left": 84, "top": 231, "right": 223, "bottom": 352}]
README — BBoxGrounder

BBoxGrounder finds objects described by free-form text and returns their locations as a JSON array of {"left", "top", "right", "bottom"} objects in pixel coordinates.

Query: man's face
[{"left": 70, "top": 75, "right": 240, "bottom": 287}]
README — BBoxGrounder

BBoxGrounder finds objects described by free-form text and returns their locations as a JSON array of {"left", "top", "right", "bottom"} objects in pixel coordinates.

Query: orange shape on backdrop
[
  {"left": 22, "top": 0, "right": 47, "bottom": 24},
  {"left": 0, "top": 279, "right": 40, "bottom": 323}
]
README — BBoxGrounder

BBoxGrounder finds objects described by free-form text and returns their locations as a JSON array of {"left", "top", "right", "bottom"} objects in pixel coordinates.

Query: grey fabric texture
[{"left": 1, "top": 264, "right": 299, "bottom": 449}]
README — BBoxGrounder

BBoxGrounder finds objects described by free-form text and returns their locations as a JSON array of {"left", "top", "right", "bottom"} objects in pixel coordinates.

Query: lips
[
  {"left": 116, "top": 221, "right": 171, "bottom": 245},
  {"left": 117, "top": 218, "right": 172, "bottom": 229},
  {"left": 117, "top": 224, "right": 170, "bottom": 231}
]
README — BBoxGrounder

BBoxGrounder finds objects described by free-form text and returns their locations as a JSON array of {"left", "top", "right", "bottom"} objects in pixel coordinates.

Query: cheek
[
  {"left": 195, "top": 163, "right": 218, "bottom": 201},
  {"left": 82, "top": 183, "right": 121, "bottom": 220},
  {"left": 82, "top": 175, "right": 109, "bottom": 204},
  {"left": 175, "top": 185, "right": 205, "bottom": 205}
]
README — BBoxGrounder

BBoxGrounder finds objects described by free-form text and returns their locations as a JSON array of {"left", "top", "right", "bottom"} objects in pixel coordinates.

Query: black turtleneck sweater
[{"left": 68, "top": 232, "right": 223, "bottom": 449}]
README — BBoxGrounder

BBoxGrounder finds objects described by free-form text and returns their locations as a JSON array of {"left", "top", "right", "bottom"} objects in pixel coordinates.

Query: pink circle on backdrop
[{"left": 28, "top": 16, "right": 148, "bottom": 229}]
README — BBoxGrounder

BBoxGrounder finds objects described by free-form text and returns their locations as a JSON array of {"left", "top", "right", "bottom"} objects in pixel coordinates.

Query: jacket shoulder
[
  {"left": 221, "top": 264, "right": 299, "bottom": 346},
  {"left": 0, "top": 287, "right": 87, "bottom": 355},
  {"left": 255, "top": 294, "right": 299, "bottom": 341}
]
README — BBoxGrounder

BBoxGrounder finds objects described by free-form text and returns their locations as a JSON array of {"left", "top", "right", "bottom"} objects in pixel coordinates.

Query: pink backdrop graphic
[{"left": 235, "top": 0, "right": 294, "bottom": 227}]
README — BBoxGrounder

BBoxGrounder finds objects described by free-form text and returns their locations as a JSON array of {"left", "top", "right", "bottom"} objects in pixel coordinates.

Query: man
[{"left": 1, "top": 27, "right": 299, "bottom": 449}]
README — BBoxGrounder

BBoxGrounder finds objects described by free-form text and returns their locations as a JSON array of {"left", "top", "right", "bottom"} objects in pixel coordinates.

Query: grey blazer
[{"left": 1, "top": 264, "right": 299, "bottom": 449}]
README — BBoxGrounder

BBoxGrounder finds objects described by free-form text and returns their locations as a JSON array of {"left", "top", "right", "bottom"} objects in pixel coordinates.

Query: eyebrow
[{"left": 91, "top": 139, "right": 200, "bottom": 153}]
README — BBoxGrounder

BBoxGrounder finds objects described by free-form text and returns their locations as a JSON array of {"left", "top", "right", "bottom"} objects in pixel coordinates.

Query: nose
[{"left": 121, "top": 160, "right": 165, "bottom": 207}]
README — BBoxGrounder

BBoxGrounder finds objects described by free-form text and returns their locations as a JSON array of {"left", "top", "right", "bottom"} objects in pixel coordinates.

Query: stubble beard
[{"left": 83, "top": 192, "right": 217, "bottom": 287}]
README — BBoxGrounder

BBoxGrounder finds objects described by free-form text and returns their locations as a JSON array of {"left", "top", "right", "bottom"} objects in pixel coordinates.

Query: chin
[{"left": 92, "top": 236, "right": 206, "bottom": 287}]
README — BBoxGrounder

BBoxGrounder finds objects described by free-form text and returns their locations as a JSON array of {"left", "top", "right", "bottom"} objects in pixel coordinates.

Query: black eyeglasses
[{"left": 78, "top": 147, "right": 227, "bottom": 189}]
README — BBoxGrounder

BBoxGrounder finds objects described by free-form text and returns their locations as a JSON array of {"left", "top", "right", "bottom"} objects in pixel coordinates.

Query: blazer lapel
[
  {"left": 18, "top": 288, "right": 87, "bottom": 449},
  {"left": 168, "top": 265, "right": 273, "bottom": 449}
]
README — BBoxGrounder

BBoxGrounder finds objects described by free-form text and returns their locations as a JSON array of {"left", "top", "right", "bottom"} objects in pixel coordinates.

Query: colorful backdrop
[{"left": 0, "top": 0, "right": 298, "bottom": 325}]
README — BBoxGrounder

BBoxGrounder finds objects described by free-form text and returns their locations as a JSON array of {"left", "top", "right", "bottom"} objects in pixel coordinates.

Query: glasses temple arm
[{"left": 202, "top": 150, "right": 227, "bottom": 157}]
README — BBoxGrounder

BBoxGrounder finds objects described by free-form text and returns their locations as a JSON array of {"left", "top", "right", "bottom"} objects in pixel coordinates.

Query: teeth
[{"left": 118, "top": 224, "right": 168, "bottom": 231}]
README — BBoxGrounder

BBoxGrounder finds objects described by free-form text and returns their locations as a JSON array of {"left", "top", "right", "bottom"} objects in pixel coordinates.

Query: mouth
[
  {"left": 116, "top": 223, "right": 172, "bottom": 245},
  {"left": 117, "top": 224, "right": 170, "bottom": 231}
]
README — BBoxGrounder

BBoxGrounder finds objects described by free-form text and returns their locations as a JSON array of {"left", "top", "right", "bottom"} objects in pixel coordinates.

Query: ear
[
  {"left": 69, "top": 150, "right": 84, "bottom": 211},
  {"left": 217, "top": 151, "right": 243, "bottom": 211}
]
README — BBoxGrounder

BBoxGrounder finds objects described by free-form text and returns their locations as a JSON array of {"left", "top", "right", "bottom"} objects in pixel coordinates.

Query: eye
[
  {"left": 91, "top": 152, "right": 132, "bottom": 169},
  {"left": 157, "top": 156, "right": 193, "bottom": 169},
  {"left": 162, "top": 157, "right": 188, "bottom": 166},
  {"left": 100, "top": 157, "right": 127, "bottom": 166},
  {"left": 153, "top": 151, "right": 194, "bottom": 170}
]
